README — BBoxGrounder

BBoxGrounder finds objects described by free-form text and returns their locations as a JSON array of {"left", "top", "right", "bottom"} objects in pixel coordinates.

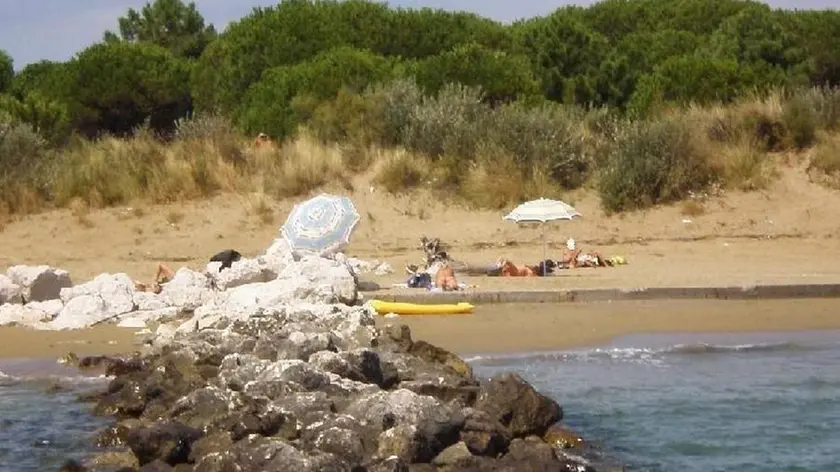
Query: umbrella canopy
[
  {"left": 281, "top": 194, "right": 360, "bottom": 256},
  {"left": 503, "top": 198, "right": 581, "bottom": 223},
  {"left": 503, "top": 198, "right": 582, "bottom": 262}
]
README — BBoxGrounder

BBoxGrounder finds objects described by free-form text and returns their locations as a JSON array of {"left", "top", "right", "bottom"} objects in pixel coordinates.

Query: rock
[
  {"left": 117, "top": 308, "right": 181, "bottom": 328},
  {"left": 346, "top": 389, "right": 464, "bottom": 462},
  {"left": 0, "top": 302, "right": 51, "bottom": 326},
  {"left": 276, "top": 255, "right": 358, "bottom": 305},
  {"left": 134, "top": 291, "right": 171, "bottom": 311},
  {"left": 431, "top": 441, "right": 473, "bottom": 467},
  {"left": 192, "top": 435, "right": 330, "bottom": 472},
  {"left": 49, "top": 273, "right": 137, "bottom": 329},
  {"left": 160, "top": 268, "right": 214, "bottom": 312},
  {"left": 208, "top": 257, "right": 270, "bottom": 290},
  {"left": 126, "top": 421, "right": 203, "bottom": 466},
  {"left": 139, "top": 459, "right": 174, "bottom": 472},
  {"left": 60, "top": 273, "right": 136, "bottom": 312},
  {"left": 259, "top": 237, "right": 296, "bottom": 277},
  {"left": 459, "top": 408, "right": 512, "bottom": 457},
  {"left": 544, "top": 424, "right": 585, "bottom": 450},
  {"left": 0, "top": 274, "right": 22, "bottom": 304},
  {"left": 6, "top": 265, "right": 72, "bottom": 302},
  {"left": 309, "top": 349, "right": 391, "bottom": 388},
  {"left": 408, "top": 341, "right": 473, "bottom": 379},
  {"left": 474, "top": 373, "right": 562, "bottom": 438},
  {"left": 497, "top": 437, "right": 571, "bottom": 472}
]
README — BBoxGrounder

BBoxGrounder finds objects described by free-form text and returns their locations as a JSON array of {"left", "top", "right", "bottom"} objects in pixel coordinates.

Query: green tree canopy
[
  {"left": 70, "top": 41, "right": 191, "bottom": 136},
  {"left": 0, "top": 49, "right": 13, "bottom": 94},
  {"left": 103, "top": 0, "right": 216, "bottom": 59},
  {"left": 413, "top": 43, "right": 541, "bottom": 104},
  {"left": 238, "top": 47, "right": 397, "bottom": 139}
]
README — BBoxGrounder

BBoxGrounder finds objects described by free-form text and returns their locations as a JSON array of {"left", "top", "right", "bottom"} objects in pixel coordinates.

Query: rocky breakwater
[{"left": 1, "top": 240, "right": 614, "bottom": 471}]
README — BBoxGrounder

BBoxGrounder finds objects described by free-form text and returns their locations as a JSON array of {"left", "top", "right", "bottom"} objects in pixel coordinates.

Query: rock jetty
[{"left": 1, "top": 238, "right": 618, "bottom": 471}]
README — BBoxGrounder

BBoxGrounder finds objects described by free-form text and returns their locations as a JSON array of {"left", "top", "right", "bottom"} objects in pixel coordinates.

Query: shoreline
[
  {"left": 367, "top": 282, "right": 840, "bottom": 304},
  {"left": 2, "top": 298, "right": 838, "bottom": 360},
  {"left": 374, "top": 298, "right": 840, "bottom": 354}
]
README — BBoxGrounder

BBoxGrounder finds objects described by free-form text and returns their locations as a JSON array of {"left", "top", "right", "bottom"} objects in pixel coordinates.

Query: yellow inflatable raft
[{"left": 369, "top": 299, "right": 474, "bottom": 316}]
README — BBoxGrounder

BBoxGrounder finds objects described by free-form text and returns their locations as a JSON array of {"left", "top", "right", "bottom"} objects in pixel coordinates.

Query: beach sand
[
  {"left": 0, "top": 325, "right": 141, "bottom": 359},
  {"left": 374, "top": 299, "right": 840, "bottom": 354},
  {"left": 1, "top": 165, "right": 840, "bottom": 358},
  {"left": 2, "top": 299, "right": 838, "bottom": 361}
]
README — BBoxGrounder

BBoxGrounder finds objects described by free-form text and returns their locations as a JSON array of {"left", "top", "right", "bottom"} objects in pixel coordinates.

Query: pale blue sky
[{"left": 0, "top": 0, "right": 836, "bottom": 68}]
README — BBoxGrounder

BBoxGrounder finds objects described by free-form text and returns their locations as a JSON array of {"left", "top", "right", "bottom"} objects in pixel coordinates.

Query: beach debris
[{"left": 6, "top": 265, "right": 72, "bottom": 303}]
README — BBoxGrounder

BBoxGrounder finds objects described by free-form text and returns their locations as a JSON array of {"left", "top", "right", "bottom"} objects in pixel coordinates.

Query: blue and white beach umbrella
[{"left": 281, "top": 194, "right": 361, "bottom": 256}]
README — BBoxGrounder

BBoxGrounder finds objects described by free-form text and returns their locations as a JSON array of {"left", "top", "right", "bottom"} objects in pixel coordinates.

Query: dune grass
[{"left": 1, "top": 86, "right": 840, "bottom": 225}]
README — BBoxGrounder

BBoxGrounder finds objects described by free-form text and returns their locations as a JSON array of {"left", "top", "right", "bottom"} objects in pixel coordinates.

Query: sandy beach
[
  {"left": 1, "top": 166, "right": 840, "bottom": 359},
  {"left": 0, "top": 325, "right": 140, "bottom": 359},
  {"left": 1, "top": 298, "right": 839, "bottom": 361},
  {"left": 376, "top": 298, "right": 840, "bottom": 354}
]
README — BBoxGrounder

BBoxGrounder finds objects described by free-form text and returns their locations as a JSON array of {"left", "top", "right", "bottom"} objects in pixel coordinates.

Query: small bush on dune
[
  {"left": 373, "top": 150, "right": 429, "bottom": 194},
  {"left": 808, "top": 134, "right": 840, "bottom": 189},
  {"left": 598, "top": 117, "right": 719, "bottom": 213},
  {"left": 714, "top": 136, "right": 774, "bottom": 191},
  {"left": 0, "top": 119, "right": 55, "bottom": 213},
  {"left": 782, "top": 93, "right": 818, "bottom": 150}
]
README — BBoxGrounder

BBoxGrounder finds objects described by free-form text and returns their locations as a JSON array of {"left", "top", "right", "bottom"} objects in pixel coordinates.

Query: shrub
[
  {"left": 808, "top": 134, "right": 840, "bottom": 189},
  {"left": 598, "top": 117, "right": 719, "bottom": 213},
  {"left": 0, "top": 119, "right": 54, "bottom": 212},
  {"left": 485, "top": 103, "right": 591, "bottom": 189},
  {"left": 362, "top": 78, "right": 424, "bottom": 147},
  {"left": 373, "top": 150, "right": 429, "bottom": 194},
  {"left": 402, "top": 83, "right": 488, "bottom": 159},
  {"left": 174, "top": 112, "right": 244, "bottom": 164},
  {"left": 782, "top": 93, "right": 818, "bottom": 149}
]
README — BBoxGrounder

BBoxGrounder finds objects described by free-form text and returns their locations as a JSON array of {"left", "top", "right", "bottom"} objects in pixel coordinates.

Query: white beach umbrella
[{"left": 503, "top": 198, "right": 582, "bottom": 262}]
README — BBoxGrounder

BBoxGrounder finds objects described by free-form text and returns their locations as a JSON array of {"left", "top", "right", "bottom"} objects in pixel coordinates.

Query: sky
[{"left": 0, "top": 0, "right": 837, "bottom": 69}]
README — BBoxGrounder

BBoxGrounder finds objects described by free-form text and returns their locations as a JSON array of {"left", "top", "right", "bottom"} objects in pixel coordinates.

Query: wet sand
[
  {"left": 375, "top": 298, "right": 840, "bottom": 354},
  {"left": 0, "top": 325, "right": 141, "bottom": 359},
  {"left": 1, "top": 299, "right": 839, "bottom": 360}
]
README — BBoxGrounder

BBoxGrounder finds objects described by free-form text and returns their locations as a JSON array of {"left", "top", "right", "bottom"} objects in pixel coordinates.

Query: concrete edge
[{"left": 366, "top": 283, "right": 840, "bottom": 304}]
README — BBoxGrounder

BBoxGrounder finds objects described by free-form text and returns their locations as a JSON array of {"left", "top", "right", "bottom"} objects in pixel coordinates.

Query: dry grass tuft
[
  {"left": 680, "top": 200, "right": 706, "bottom": 217},
  {"left": 808, "top": 133, "right": 840, "bottom": 189},
  {"left": 373, "top": 150, "right": 429, "bottom": 194}
]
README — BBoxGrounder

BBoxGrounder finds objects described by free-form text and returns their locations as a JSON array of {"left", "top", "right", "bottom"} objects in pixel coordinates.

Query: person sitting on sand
[
  {"left": 559, "top": 239, "right": 608, "bottom": 268},
  {"left": 435, "top": 262, "right": 461, "bottom": 291}
]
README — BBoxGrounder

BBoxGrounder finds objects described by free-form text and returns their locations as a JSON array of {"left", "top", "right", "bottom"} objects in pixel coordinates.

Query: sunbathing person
[
  {"left": 134, "top": 249, "right": 243, "bottom": 293},
  {"left": 435, "top": 262, "right": 461, "bottom": 291},
  {"left": 497, "top": 258, "right": 537, "bottom": 277},
  {"left": 559, "top": 238, "right": 608, "bottom": 268}
]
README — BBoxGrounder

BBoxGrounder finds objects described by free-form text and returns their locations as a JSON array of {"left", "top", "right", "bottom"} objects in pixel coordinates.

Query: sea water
[
  {"left": 469, "top": 330, "right": 840, "bottom": 472},
  {"left": 0, "top": 359, "right": 111, "bottom": 471},
  {"left": 2, "top": 331, "right": 840, "bottom": 472}
]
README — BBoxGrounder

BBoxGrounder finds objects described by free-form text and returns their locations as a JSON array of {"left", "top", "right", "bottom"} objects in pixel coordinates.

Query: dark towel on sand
[{"left": 210, "top": 249, "right": 242, "bottom": 271}]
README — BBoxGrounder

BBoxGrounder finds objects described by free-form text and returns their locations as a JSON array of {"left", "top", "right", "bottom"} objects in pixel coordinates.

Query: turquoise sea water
[
  {"left": 2, "top": 330, "right": 840, "bottom": 471},
  {"left": 470, "top": 330, "right": 840, "bottom": 472}
]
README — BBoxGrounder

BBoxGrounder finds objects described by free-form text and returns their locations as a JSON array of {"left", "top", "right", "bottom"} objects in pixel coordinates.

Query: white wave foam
[{"left": 466, "top": 341, "right": 831, "bottom": 366}]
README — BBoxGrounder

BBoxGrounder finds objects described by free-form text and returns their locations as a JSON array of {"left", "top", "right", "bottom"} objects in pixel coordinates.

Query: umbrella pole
[{"left": 542, "top": 222, "right": 547, "bottom": 264}]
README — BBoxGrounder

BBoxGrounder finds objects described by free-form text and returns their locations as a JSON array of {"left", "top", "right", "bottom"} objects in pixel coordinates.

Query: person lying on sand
[
  {"left": 134, "top": 249, "right": 244, "bottom": 294},
  {"left": 497, "top": 258, "right": 538, "bottom": 277}
]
